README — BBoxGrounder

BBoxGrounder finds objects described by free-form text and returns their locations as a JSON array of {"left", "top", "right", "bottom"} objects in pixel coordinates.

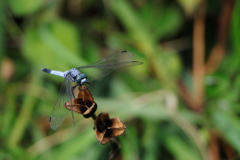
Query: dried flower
[
  {"left": 65, "top": 86, "right": 97, "bottom": 118},
  {"left": 94, "top": 113, "right": 126, "bottom": 144}
]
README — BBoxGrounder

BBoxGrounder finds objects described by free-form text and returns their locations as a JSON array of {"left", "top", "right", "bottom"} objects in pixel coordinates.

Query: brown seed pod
[
  {"left": 64, "top": 85, "right": 97, "bottom": 118},
  {"left": 94, "top": 113, "right": 126, "bottom": 145}
]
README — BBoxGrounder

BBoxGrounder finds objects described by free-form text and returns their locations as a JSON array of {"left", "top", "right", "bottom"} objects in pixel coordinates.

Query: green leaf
[
  {"left": 108, "top": 0, "right": 156, "bottom": 54},
  {"left": 164, "top": 134, "right": 201, "bottom": 160},
  {"left": 46, "top": 130, "right": 96, "bottom": 160},
  {"left": 142, "top": 120, "right": 159, "bottom": 160},
  {"left": 0, "top": 0, "right": 5, "bottom": 61},
  {"left": 231, "top": 0, "right": 240, "bottom": 59},
  {"left": 9, "top": 0, "right": 44, "bottom": 16},
  {"left": 147, "top": 5, "right": 183, "bottom": 40},
  {"left": 22, "top": 19, "right": 84, "bottom": 71},
  {"left": 211, "top": 110, "right": 240, "bottom": 152},
  {"left": 120, "top": 127, "right": 139, "bottom": 160},
  {"left": 176, "top": 0, "right": 200, "bottom": 15}
]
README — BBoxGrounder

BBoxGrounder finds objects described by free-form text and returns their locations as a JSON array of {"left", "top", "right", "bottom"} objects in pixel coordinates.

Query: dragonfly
[{"left": 42, "top": 50, "right": 143, "bottom": 130}]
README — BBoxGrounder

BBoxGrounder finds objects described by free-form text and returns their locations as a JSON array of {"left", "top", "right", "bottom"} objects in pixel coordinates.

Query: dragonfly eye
[{"left": 75, "top": 74, "right": 88, "bottom": 84}]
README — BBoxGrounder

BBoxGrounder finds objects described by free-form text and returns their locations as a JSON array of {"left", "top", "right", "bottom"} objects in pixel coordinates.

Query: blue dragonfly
[{"left": 42, "top": 51, "right": 143, "bottom": 130}]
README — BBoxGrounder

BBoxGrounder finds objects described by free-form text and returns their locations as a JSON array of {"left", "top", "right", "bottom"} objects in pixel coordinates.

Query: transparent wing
[
  {"left": 76, "top": 51, "right": 143, "bottom": 81},
  {"left": 49, "top": 77, "right": 74, "bottom": 130}
]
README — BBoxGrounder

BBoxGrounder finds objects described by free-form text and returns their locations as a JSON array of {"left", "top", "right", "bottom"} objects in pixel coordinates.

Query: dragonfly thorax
[{"left": 64, "top": 68, "right": 81, "bottom": 82}]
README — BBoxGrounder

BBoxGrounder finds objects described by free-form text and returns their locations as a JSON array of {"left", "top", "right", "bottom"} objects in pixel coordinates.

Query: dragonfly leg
[
  {"left": 71, "top": 84, "right": 78, "bottom": 98},
  {"left": 79, "top": 82, "right": 91, "bottom": 91},
  {"left": 85, "top": 82, "right": 91, "bottom": 89}
]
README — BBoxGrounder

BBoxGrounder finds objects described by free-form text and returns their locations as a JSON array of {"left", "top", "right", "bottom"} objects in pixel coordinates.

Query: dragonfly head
[{"left": 75, "top": 74, "right": 87, "bottom": 84}]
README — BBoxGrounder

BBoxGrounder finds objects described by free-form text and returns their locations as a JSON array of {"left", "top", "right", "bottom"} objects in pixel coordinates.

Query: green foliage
[
  {"left": 0, "top": 0, "right": 238, "bottom": 159},
  {"left": 9, "top": 0, "right": 44, "bottom": 16},
  {"left": 22, "top": 19, "right": 82, "bottom": 70},
  {"left": 231, "top": 0, "right": 240, "bottom": 59}
]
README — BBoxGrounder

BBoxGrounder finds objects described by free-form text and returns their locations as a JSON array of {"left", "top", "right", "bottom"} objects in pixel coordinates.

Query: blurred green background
[{"left": 1, "top": 0, "right": 239, "bottom": 159}]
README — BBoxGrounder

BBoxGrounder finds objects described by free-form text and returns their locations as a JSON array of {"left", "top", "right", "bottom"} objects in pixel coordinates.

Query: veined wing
[
  {"left": 49, "top": 77, "right": 74, "bottom": 130},
  {"left": 76, "top": 51, "right": 143, "bottom": 81}
]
